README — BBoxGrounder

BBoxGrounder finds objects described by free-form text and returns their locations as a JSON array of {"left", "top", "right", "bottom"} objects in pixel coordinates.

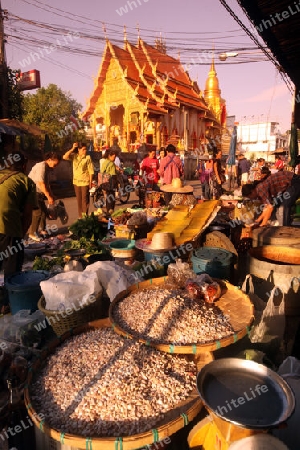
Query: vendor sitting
[
  {"left": 160, "top": 178, "right": 195, "bottom": 206},
  {"left": 242, "top": 170, "right": 300, "bottom": 226}
]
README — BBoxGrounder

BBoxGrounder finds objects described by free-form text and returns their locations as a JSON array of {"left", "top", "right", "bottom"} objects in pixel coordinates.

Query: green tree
[
  {"left": 7, "top": 68, "right": 24, "bottom": 120},
  {"left": 22, "top": 84, "right": 84, "bottom": 151}
]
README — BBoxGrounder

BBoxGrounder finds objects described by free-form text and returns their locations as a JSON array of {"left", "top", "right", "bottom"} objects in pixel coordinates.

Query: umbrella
[
  {"left": 0, "top": 119, "right": 46, "bottom": 136},
  {"left": 289, "top": 122, "right": 298, "bottom": 168},
  {"left": 272, "top": 147, "right": 288, "bottom": 155},
  {"left": 227, "top": 125, "right": 237, "bottom": 165},
  {"left": 226, "top": 125, "right": 237, "bottom": 190}
]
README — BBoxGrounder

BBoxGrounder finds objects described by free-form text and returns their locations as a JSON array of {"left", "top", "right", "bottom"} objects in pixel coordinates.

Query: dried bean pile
[
  {"left": 112, "top": 287, "right": 234, "bottom": 344},
  {"left": 30, "top": 328, "right": 196, "bottom": 437}
]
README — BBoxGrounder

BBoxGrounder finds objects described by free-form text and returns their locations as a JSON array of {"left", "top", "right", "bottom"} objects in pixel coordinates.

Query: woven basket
[
  {"left": 25, "top": 318, "right": 204, "bottom": 450},
  {"left": 38, "top": 292, "right": 104, "bottom": 336},
  {"left": 110, "top": 277, "right": 254, "bottom": 354}
]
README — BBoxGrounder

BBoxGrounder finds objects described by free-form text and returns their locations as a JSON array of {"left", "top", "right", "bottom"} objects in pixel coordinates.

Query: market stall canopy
[
  {"left": 0, "top": 122, "right": 23, "bottom": 135},
  {"left": 237, "top": 0, "right": 300, "bottom": 87},
  {"left": 0, "top": 119, "right": 46, "bottom": 136},
  {"left": 271, "top": 147, "right": 288, "bottom": 155}
]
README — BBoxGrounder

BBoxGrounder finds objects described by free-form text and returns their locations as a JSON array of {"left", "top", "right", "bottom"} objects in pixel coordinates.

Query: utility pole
[{"left": 0, "top": 0, "right": 8, "bottom": 118}]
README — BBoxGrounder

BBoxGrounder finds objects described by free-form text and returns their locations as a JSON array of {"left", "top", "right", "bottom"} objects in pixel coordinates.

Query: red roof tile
[{"left": 83, "top": 39, "right": 214, "bottom": 118}]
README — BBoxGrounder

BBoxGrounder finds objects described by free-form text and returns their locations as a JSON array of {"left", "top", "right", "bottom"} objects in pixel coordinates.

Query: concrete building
[{"left": 236, "top": 121, "right": 288, "bottom": 161}]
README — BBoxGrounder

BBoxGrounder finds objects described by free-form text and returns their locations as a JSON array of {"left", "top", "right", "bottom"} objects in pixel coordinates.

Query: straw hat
[
  {"left": 135, "top": 233, "right": 177, "bottom": 253},
  {"left": 160, "top": 178, "right": 193, "bottom": 193},
  {"left": 149, "top": 232, "right": 175, "bottom": 250}
]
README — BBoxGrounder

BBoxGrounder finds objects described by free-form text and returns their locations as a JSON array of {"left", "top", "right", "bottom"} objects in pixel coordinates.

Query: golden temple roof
[{"left": 82, "top": 39, "right": 214, "bottom": 119}]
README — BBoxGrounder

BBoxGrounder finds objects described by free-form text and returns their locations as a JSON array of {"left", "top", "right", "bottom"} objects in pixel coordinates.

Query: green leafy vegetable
[{"left": 69, "top": 213, "right": 106, "bottom": 240}]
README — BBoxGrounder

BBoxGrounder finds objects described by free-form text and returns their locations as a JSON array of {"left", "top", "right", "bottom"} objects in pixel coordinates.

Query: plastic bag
[
  {"left": 185, "top": 273, "right": 221, "bottom": 304},
  {"left": 249, "top": 286, "right": 285, "bottom": 344},
  {"left": 98, "top": 172, "right": 111, "bottom": 185},
  {"left": 85, "top": 261, "right": 133, "bottom": 301},
  {"left": 241, "top": 274, "right": 267, "bottom": 324},
  {"left": 46, "top": 200, "right": 68, "bottom": 223},
  {"left": 167, "top": 259, "right": 195, "bottom": 288},
  {"left": 56, "top": 200, "right": 68, "bottom": 225},
  {"left": 0, "top": 310, "right": 45, "bottom": 346},
  {"left": 40, "top": 270, "right": 102, "bottom": 310}
]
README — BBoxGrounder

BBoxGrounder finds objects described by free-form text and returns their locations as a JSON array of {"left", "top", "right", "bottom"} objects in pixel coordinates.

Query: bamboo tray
[
  {"left": 24, "top": 318, "right": 204, "bottom": 450},
  {"left": 109, "top": 277, "right": 254, "bottom": 354}
]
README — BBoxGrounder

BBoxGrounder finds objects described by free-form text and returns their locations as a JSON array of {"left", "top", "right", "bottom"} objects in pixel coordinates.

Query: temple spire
[
  {"left": 102, "top": 23, "right": 107, "bottom": 41},
  {"left": 124, "top": 25, "right": 127, "bottom": 48}
]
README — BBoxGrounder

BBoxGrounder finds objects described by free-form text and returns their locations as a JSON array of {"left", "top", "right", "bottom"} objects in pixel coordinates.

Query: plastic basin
[{"left": 5, "top": 270, "right": 50, "bottom": 315}]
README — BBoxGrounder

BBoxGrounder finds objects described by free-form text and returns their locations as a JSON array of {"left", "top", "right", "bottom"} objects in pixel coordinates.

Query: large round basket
[
  {"left": 37, "top": 292, "right": 104, "bottom": 336},
  {"left": 24, "top": 318, "right": 203, "bottom": 450},
  {"left": 109, "top": 277, "right": 254, "bottom": 354}
]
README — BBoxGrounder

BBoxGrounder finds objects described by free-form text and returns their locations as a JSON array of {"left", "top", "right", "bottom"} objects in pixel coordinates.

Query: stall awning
[{"left": 0, "top": 119, "right": 46, "bottom": 136}]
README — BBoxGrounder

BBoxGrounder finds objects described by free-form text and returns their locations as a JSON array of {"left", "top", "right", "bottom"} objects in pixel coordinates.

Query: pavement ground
[{"left": 38, "top": 179, "right": 205, "bottom": 235}]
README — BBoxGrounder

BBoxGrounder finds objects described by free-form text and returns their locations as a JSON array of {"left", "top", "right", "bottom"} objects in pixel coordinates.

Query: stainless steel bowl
[{"left": 197, "top": 358, "right": 295, "bottom": 429}]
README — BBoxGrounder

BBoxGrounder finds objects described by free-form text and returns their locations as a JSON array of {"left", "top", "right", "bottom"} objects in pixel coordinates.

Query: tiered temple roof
[{"left": 83, "top": 38, "right": 218, "bottom": 124}]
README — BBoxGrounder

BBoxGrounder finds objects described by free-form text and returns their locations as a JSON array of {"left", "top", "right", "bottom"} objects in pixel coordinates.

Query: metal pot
[
  {"left": 197, "top": 358, "right": 295, "bottom": 430},
  {"left": 206, "top": 224, "right": 231, "bottom": 238}
]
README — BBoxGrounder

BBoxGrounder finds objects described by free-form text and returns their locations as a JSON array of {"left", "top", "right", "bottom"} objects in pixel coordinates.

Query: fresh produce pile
[
  {"left": 30, "top": 327, "right": 197, "bottom": 436},
  {"left": 112, "top": 209, "right": 149, "bottom": 227},
  {"left": 69, "top": 213, "right": 106, "bottom": 240},
  {"left": 112, "top": 285, "right": 234, "bottom": 345},
  {"left": 32, "top": 255, "right": 65, "bottom": 272},
  {"left": 111, "top": 209, "right": 132, "bottom": 225},
  {"left": 63, "top": 237, "right": 108, "bottom": 255},
  {"left": 32, "top": 238, "right": 109, "bottom": 271}
]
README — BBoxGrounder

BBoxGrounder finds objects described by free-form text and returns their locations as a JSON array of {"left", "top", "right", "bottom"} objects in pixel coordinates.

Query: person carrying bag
[{"left": 99, "top": 149, "right": 118, "bottom": 213}]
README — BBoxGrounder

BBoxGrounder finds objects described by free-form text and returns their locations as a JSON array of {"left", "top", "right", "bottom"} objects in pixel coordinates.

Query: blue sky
[{"left": 3, "top": 0, "right": 294, "bottom": 132}]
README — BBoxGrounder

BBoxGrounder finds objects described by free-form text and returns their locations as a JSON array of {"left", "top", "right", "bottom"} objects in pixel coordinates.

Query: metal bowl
[
  {"left": 24, "top": 243, "right": 47, "bottom": 258},
  {"left": 64, "top": 248, "right": 86, "bottom": 257},
  {"left": 197, "top": 358, "right": 295, "bottom": 429}
]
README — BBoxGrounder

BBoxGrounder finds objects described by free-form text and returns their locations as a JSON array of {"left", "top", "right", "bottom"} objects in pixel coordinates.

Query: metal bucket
[
  {"left": 196, "top": 358, "right": 295, "bottom": 442},
  {"left": 248, "top": 246, "right": 300, "bottom": 315}
]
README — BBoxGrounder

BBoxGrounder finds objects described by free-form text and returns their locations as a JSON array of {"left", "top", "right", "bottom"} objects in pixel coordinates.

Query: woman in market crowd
[
  {"left": 158, "top": 147, "right": 166, "bottom": 165},
  {"left": 28, "top": 151, "right": 61, "bottom": 241},
  {"left": 140, "top": 149, "right": 160, "bottom": 191},
  {"left": 211, "top": 149, "right": 224, "bottom": 200},
  {"left": 242, "top": 169, "right": 300, "bottom": 226},
  {"left": 198, "top": 156, "right": 213, "bottom": 200},
  {"left": 0, "top": 151, "right": 37, "bottom": 293},
  {"left": 157, "top": 147, "right": 166, "bottom": 184},
  {"left": 63, "top": 143, "right": 94, "bottom": 218},
  {"left": 250, "top": 158, "right": 265, "bottom": 181},
  {"left": 273, "top": 154, "right": 285, "bottom": 171},
  {"left": 99, "top": 149, "right": 119, "bottom": 214}
]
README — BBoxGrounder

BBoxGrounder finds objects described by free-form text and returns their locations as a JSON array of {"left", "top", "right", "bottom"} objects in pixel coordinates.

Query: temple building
[{"left": 82, "top": 37, "right": 226, "bottom": 153}]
